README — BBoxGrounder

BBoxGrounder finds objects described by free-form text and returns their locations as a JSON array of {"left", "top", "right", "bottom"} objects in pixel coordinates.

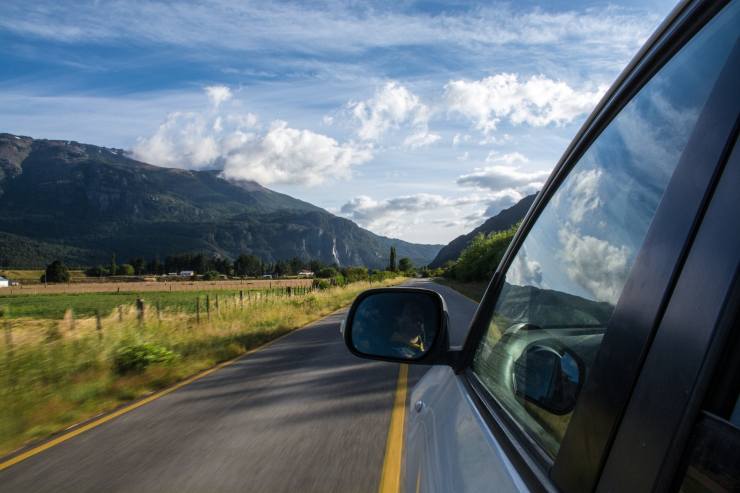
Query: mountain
[
  {"left": 0, "top": 133, "right": 442, "bottom": 268},
  {"left": 428, "top": 193, "right": 537, "bottom": 268}
]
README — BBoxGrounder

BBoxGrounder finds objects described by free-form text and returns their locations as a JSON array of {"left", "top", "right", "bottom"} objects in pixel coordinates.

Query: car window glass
[{"left": 472, "top": 1, "right": 739, "bottom": 459}]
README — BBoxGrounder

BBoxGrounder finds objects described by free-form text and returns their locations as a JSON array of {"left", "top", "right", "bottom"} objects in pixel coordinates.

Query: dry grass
[
  {"left": 0, "top": 278, "right": 311, "bottom": 296},
  {"left": 0, "top": 277, "right": 404, "bottom": 456}
]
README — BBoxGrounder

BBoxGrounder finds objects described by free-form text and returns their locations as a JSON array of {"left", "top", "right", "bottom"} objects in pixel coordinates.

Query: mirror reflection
[
  {"left": 351, "top": 292, "right": 440, "bottom": 360},
  {"left": 512, "top": 345, "right": 582, "bottom": 415}
]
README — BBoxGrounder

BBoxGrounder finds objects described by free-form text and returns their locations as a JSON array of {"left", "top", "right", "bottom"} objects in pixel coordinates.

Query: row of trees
[
  {"left": 41, "top": 245, "right": 419, "bottom": 284},
  {"left": 83, "top": 253, "right": 326, "bottom": 278},
  {"left": 387, "top": 246, "right": 413, "bottom": 273},
  {"left": 82, "top": 247, "right": 418, "bottom": 279}
]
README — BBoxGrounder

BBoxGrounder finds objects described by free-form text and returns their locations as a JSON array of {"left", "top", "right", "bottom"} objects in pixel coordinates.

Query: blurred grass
[
  {"left": 0, "top": 278, "right": 404, "bottom": 456},
  {"left": 0, "top": 288, "right": 302, "bottom": 320}
]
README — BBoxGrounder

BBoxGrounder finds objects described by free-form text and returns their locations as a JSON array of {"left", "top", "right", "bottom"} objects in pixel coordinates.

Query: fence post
[
  {"left": 215, "top": 294, "right": 220, "bottom": 315},
  {"left": 240, "top": 290, "right": 244, "bottom": 308},
  {"left": 96, "top": 310, "right": 103, "bottom": 341},
  {"left": 118, "top": 305, "right": 123, "bottom": 322},
  {"left": 156, "top": 300, "right": 161, "bottom": 322},
  {"left": 206, "top": 295, "right": 211, "bottom": 321},
  {"left": 136, "top": 298, "right": 145, "bottom": 326},
  {"left": 196, "top": 296, "right": 201, "bottom": 324}
]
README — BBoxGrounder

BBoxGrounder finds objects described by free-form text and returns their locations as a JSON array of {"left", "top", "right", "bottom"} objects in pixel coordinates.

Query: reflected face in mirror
[{"left": 350, "top": 292, "right": 440, "bottom": 360}]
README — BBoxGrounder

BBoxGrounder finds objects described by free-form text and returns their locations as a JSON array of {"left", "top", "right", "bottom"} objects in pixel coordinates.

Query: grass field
[
  {"left": 0, "top": 277, "right": 311, "bottom": 296},
  {"left": 0, "top": 270, "right": 85, "bottom": 283},
  {"left": 0, "top": 284, "right": 311, "bottom": 320},
  {"left": 0, "top": 277, "right": 405, "bottom": 456}
]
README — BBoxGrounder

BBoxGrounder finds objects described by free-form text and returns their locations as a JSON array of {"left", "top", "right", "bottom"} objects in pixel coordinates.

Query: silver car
[{"left": 344, "top": 0, "right": 740, "bottom": 490}]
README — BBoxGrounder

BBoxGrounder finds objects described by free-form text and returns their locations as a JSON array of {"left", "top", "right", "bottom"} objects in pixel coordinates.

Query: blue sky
[{"left": 0, "top": 0, "right": 678, "bottom": 244}]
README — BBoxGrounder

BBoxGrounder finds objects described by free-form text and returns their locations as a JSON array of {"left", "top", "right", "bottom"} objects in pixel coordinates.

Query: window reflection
[{"left": 473, "top": 1, "right": 739, "bottom": 458}]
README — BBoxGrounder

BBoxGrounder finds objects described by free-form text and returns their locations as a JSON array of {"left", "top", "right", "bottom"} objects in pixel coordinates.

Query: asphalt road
[{"left": 0, "top": 279, "right": 478, "bottom": 493}]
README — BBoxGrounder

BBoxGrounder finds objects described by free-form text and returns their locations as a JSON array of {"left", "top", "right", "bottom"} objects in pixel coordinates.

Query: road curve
[{"left": 0, "top": 280, "right": 477, "bottom": 493}]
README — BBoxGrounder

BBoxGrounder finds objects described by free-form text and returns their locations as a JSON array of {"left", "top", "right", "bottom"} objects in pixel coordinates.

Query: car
[{"left": 343, "top": 0, "right": 740, "bottom": 491}]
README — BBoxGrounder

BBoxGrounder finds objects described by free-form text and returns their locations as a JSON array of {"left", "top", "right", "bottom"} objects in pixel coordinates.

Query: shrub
[
  {"left": 202, "top": 270, "right": 220, "bottom": 280},
  {"left": 317, "top": 267, "right": 338, "bottom": 278},
  {"left": 446, "top": 224, "right": 518, "bottom": 282},
  {"left": 41, "top": 260, "right": 70, "bottom": 283},
  {"left": 85, "top": 265, "right": 108, "bottom": 277},
  {"left": 398, "top": 257, "right": 413, "bottom": 272},
  {"left": 118, "top": 264, "right": 135, "bottom": 276},
  {"left": 313, "top": 279, "right": 331, "bottom": 290},
  {"left": 342, "top": 266, "right": 368, "bottom": 283},
  {"left": 113, "top": 343, "right": 176, "bottom": 375}
]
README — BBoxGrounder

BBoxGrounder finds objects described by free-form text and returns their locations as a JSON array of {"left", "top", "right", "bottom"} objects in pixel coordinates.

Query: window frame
[{"left": 448, "top": 0, "right": 738, "bottom": 490}]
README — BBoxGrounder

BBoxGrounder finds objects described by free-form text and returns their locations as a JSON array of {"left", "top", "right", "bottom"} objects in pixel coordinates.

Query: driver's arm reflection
[{"left": 390, "top": 303, "right": 427, "bottom": 357}]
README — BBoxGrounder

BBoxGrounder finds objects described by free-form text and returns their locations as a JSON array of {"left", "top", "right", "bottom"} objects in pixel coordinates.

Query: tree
[
  {"left": 308, "top": 260, "right": 323, "bottom": 273},
  {"left": 398, "top": 257, "right": 413, "bottom": 272},
  {"left": 130, "top": 258, "right": 146, "bottom": 275},
  {"left": 42, "top": 260, "right": 70, "bottom": 283},
  {"left": 234, "top": 254, "right": 262, "bottom": 277},
  {"left": 388, "top": 245, "right": 397, "bottom": 272},
  {"left": 118, "top": 264, "right": 135, "bottom": 276},
  {"left": 289, "top": 257, "right": 303, "bottom": 275},
  {"left": 273, "top": 260, "right": 285, "bottom": 277},
  {"left": 146, "top": 256, "right": 162, "bottom": 275},
  {"left": 317, "top": 267, "right": 338, "bottom": 278},
  {"left": 110, "top": 252, "right": 117, "bottom": 276}
]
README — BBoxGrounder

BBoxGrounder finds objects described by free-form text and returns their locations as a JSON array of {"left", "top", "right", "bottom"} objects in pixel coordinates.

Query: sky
[{"left": 0, "top": 0, "right": 679, "bottom": 245}]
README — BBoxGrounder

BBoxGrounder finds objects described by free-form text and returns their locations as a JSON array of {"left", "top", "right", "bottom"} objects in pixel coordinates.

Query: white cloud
[
  {"left": 0, "top": 3, "right": 658, "bottom": 74},
  {"left": 340, "top": 193, "right": 479, "bottom": 237},
  {"left": 349, "top": 81, "right": 438, "bottom": 148},
  {"left": 133, "top": 111, "right": 227, "bottom": 169},
  {"left": 445, "top": 73, "right": 606, "bottom": 134},
  {"left": 507, "top": 245, "right": 543, "bottom": 288},
  {"left": 133, "top": 86, "right": 371, "bottom": 186},
  {"left": 452, "top": 133, "right": 471, "bottom": 146},
  {"left": 205, "top": 85, "right": 232, "bottom": 108},
  {"left": 457, "top": 152, "right": 550, "bottom": 191},
  {"left": 403, "top": 130, "right": 441, "bottom": 149},
  {"left": 221, "top": 121, "right": 372, "bottom": 186},
  {"left": 558, "top": 227, "right": 630, "bottom": 305},
  {"left": 566, "top": 168, "right": 602, "bottom": 223}
]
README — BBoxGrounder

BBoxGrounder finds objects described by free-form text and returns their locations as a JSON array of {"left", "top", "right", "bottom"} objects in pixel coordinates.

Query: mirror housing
[{"left": 343, "top": 288, "right": 451, "bottom": 365}]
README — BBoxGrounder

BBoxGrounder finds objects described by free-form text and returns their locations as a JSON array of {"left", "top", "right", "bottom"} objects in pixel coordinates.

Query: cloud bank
[{"left": 133, "top": 87, "right": 372, "bottom": 186}]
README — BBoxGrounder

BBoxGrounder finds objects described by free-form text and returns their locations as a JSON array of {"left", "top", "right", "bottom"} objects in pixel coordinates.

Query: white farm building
[{"left": 0, "top": 276, "right": 9, "bottom": 288}]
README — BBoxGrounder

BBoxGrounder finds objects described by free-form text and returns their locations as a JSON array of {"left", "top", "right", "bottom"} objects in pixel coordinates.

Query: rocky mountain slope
[
  {"left": 428, "top": 193, "right": 537, "bottom": 268},
  {"left": 0, "top": 133, "right": 441, "bottom": 268}
]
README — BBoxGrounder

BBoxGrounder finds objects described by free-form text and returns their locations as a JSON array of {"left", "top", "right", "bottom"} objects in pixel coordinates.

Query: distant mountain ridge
[
  {"left": 429, "top": 193, "right": 537, "bottom": 268},
  {"left": 0, "top": 133, "right": 441, "bottom": 268}
]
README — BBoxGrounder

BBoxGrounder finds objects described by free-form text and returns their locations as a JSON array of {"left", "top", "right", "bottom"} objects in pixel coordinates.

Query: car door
[{"left": 404, "top": 1, "right": 739, "bottom": 491}]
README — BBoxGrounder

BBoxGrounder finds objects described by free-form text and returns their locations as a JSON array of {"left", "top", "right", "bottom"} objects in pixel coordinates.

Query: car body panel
[{"left": 404, "top": 366, "right": 529, "bottom": 493}]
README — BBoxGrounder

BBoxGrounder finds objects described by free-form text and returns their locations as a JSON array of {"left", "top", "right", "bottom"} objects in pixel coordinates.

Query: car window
[{"left": 471, "top": 1, "right": 740, "bottom": 459}]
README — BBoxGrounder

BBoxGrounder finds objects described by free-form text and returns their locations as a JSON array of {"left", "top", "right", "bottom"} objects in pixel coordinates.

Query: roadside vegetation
[
  {"left": 0, "top": 276, "right": 405, "bottom": 456},
  {"left": 434, "top": 224, "right": 520, "bottom": 301}
]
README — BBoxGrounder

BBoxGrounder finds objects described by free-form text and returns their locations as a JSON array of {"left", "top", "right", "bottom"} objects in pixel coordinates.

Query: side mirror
[
  {"left": 512, "top": 344, "right": 583, "bottom": 415},
  {"left": 343, "top": 288, "right": 449, "bottom": 363}
]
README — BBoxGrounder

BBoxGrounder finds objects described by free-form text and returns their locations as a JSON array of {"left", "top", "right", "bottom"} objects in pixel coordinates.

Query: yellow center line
[{"left": 378, "top": 364, "right": 409, "bottom": 493}]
